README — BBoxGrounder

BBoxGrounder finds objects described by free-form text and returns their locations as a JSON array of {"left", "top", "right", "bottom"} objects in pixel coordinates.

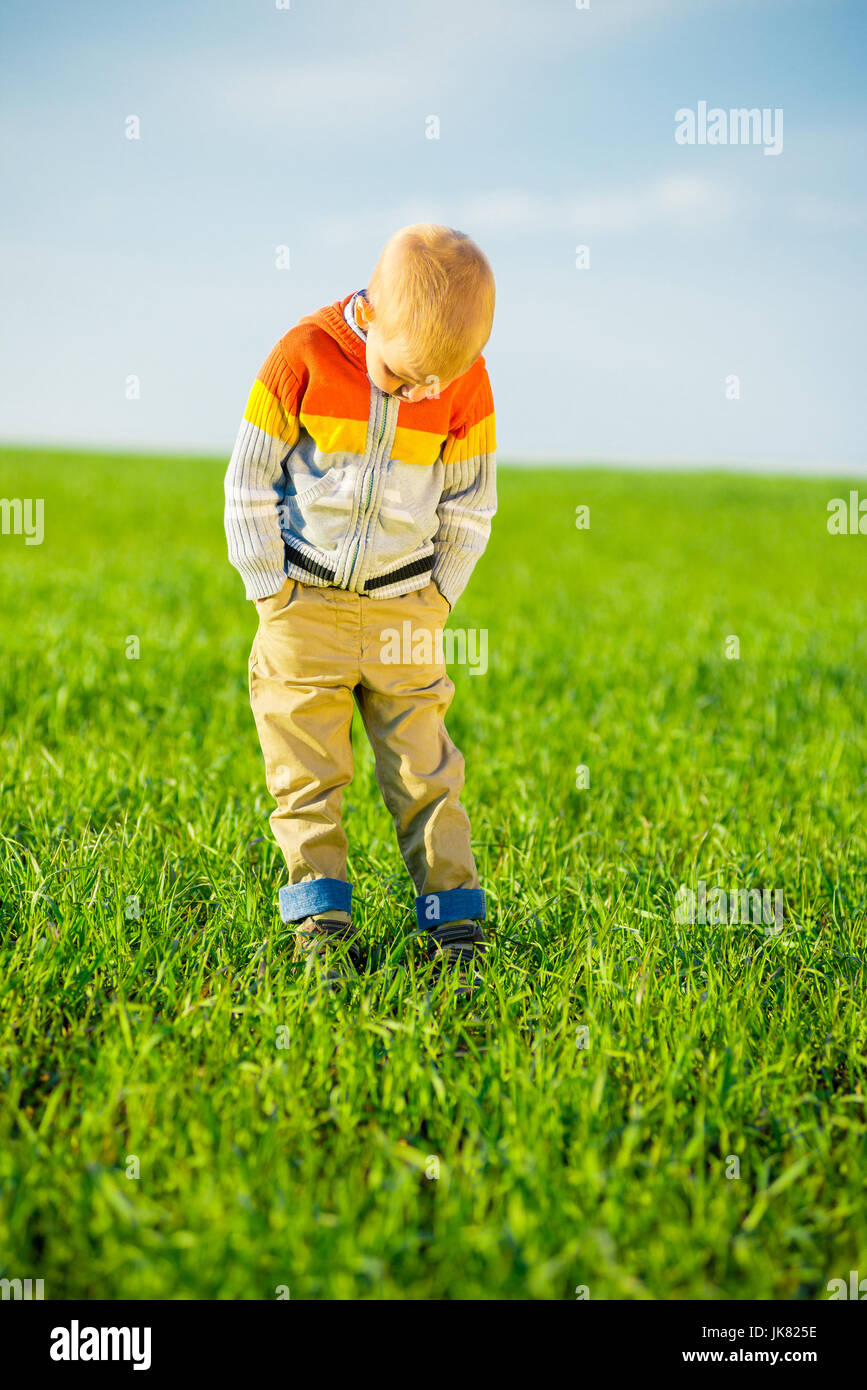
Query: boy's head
[{"left": 356, "top": 224, "right": 495, "bottom": 403}]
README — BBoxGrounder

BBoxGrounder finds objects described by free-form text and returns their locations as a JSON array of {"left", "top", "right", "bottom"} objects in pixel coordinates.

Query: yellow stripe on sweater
[
  {"left": 301, "top": 414, "right": 446, "bottom": 466},
  {"left": 392, "top": 425, "right": 447, "bottom": 467},
  {"left": 244, "top": 379, "right": 299, "bottom": 444},
  {"left": 300, "top": 412, "right": 368, "bottom": 457},
  {"left": 443, "top": 412, "right": 496, "bottom": 466}
]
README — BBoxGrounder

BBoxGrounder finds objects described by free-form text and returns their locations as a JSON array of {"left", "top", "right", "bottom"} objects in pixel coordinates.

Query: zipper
[{"left": 348, "top": 389, "right": 391, "bottom": 588}]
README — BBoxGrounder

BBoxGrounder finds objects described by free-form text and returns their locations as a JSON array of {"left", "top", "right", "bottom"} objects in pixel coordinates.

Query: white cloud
[
  {"left": 790, "top": 193, "right": 867, "bottom": 229},
  {"left": 221, "top": 60, "right": 417, "bottom": 132},
  {"left": 453, "top": 177, "right": 739, "bottom": 235},
  {"left": 311, "top": 176, "right": 741, "bottom": 246}
]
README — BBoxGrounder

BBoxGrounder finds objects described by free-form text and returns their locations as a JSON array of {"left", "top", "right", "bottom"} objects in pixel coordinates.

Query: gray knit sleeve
[
  {"left": 224, "top": 344, "right": 301, "bottom": 600},
  {"left": 431, "top": 366, "right": 497, "bottom": 608}
]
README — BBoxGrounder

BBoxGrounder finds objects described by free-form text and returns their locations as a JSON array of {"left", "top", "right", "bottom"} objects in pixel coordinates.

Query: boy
[{"left": 224, "top": 224, "right": 496, "bottom": 988}]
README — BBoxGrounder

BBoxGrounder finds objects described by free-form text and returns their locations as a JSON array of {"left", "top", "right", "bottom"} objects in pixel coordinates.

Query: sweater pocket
[
  {"left": 374, "top": 486, "right": 433, "bottom": 565},
  {"left": 282, "top": 466, "right": 351, "bottom": 550}
]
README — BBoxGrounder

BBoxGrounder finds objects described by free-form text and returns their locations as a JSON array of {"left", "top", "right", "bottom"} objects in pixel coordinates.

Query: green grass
[{"left": 1, "top": 445, "right": 865, "bottom": 1300}]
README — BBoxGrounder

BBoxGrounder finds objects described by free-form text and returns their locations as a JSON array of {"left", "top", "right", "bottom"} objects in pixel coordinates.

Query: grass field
[{"left": 1, "top": 445, "right": 865, "bottom": 1300}]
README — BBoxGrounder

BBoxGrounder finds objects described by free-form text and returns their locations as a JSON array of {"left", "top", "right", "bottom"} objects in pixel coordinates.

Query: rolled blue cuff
[
  {"left": 279, "top": 878, "right": 352, "bottom": 923},
  {"left": 415, "top": 888, "right": 486, "bottom": 931}
]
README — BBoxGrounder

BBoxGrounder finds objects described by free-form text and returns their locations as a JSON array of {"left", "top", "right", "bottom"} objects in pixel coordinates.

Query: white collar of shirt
[{"left": 344, "top": 289, "right": 369, "bottom": 343}]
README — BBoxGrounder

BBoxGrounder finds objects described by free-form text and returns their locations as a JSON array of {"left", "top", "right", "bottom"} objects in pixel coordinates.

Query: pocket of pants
[
  {"left": 428, "top": 581, "right": 451, "bottom": 614},
  {"left": 256, "top": 576, "right": 298, "bottom": 616},
  {"left": 248, "top": 632, "right": 259, "bottom": 704}
]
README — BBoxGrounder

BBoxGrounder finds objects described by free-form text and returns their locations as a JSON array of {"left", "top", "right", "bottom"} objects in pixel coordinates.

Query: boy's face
[{"left": 355, "top": 296, "right": 457, "bottom": 403}]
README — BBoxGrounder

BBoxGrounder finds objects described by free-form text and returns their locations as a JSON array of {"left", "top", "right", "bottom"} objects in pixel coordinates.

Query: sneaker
[
  {"left": 424, "top": 919, "right": 486, "bottom": 996},
  {"left": 292, "top": 910, "right": 362, "bottom": 984}
]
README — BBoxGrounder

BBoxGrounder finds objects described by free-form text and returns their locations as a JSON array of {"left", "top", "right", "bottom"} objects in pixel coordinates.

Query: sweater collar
[
  {"left": 302, "top": 290, "right": 369, "bottom": 371},
  {"left": 344, "top": 289, "right": 368, "bottom": 343}
]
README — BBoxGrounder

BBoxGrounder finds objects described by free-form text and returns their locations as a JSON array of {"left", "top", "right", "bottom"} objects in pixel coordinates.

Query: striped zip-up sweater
[{"left": 224, "top": 290, "right": 496, "bottom": 607}]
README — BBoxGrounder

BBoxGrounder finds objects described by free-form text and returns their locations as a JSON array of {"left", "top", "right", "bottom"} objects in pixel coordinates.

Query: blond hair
[{"left": 366, "top": 224, "right": 495, "bottom": 383}]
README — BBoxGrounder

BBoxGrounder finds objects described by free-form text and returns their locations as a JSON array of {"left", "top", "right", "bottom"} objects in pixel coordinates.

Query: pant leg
[
  {"left": 355, "top": 580, "right": 480, "bottom": 904},
  {"left": 248, "top": 578, "right": 358, "bottom": 910}
]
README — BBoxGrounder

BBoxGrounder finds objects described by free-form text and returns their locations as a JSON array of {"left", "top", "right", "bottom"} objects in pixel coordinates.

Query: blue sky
[{"left": 1, "top": 0, "right": 865, "bottom": 468}]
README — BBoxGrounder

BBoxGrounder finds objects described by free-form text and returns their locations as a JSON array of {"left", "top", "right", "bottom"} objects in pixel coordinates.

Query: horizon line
[{"left": 0, "top": 439, "right": 865, "bottom": 481}]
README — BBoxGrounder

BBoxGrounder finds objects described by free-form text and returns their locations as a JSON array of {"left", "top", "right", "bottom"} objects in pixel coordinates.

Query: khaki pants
[{"left": 248, "top": 577, "right": 484, "bottom": 930}]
